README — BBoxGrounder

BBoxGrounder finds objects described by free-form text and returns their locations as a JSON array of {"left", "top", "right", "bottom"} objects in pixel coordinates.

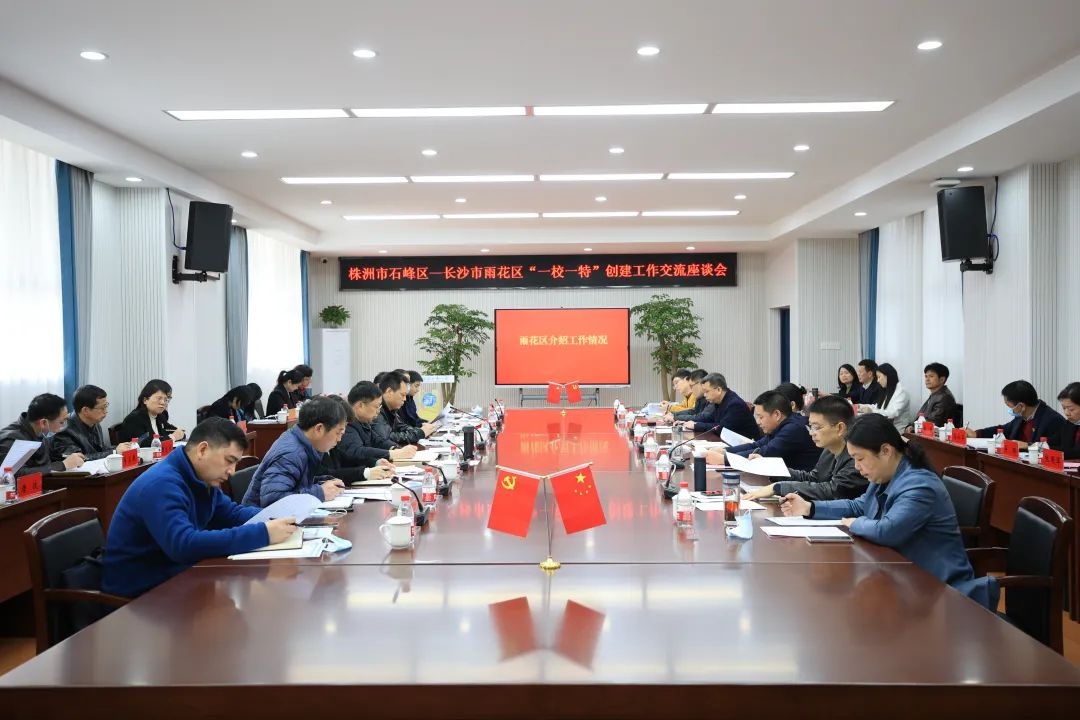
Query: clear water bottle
[
  {"left": 632, "top": 422, "right": 647, "bottom": 450},
  {"left": 913, "top": 413, "right": 926, "bottom": 435},
  {"left": 487, "top": 405, "right": 499, "bottom": 435},
  {"left": 421, "top": 467, "right": 438, "bottom": 509},
  {"left": 992, "top": 428, "right": 1006, "bottom": 454},
  {"left": 674, "top": 481, "right": 694, "bottom": 527},
  {"left": 1, "top": 466, "right": 16, "bottom": 504},
  {"left": 655, "top": 450, "right": 672, "bottom": 483},
  {"left": 643, "top": 431, "right": 658, "bottom": 461},
  {"left": 397, "top": 492, "right": 416, "bottom": 539},
  {"left": 1028, "top": 436, "right": 1047, "bottom": 464},
  {"left": 943, "top": 418, "right": 955, "bottom": 435},
  {"left": 452, "top": 443, "right": 467, "bottom": 472},
  {"left": 151, "top": 433, "right": 163, "bottom": 460}
]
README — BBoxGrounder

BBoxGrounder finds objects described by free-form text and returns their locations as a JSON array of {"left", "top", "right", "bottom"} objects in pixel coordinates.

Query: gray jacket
[
  {"left": 916, "top": 386, "right": 958, "bottom": 427},
  {"left": 774, "top": 446, "right": 866, "bottom": 500}
]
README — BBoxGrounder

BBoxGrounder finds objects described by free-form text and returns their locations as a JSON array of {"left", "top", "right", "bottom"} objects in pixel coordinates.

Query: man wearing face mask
[
  {"left": 0, "top": 393, "right": 86, "bottom": 476},
  {"left": 965, "top": 379, "right": 1066, "bottom": 450}
]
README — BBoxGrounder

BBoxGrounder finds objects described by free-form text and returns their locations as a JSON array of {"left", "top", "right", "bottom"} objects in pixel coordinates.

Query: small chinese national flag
[
  {"left": 488, "top": 596, "right": 538, "bottom": 659},
  {"left": 547, "top": 382, "right": 562, "bottom": 404},
  {"left": 550, "top": 465, "right": 606, "bottom": 534},
  {"left": 566, "top": 382, "right": 582, "bottom": 404},
  {"left": 553, "top": 599, "right": 605, "bottom": 668},
  {"left": 487, "top": 466, "right": 541, "bottom": 537}
]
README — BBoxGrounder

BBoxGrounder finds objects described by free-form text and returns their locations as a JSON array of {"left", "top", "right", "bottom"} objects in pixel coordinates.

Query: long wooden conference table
[{"left": 3, "top": 408, "right": 1079, "bottom": 717}]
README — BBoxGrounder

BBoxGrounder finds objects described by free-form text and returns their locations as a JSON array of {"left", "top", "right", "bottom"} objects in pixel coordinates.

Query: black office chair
[
  {"left": 967, "top": 497, "right": 1074, "bottom": 654},
  {"left": 24, "top": 508, "right": 129, "bottom": 653},
  {"left": 228, "top": 465, "right": 258, "bottom": 505},
  {"left": 196, "top": 404, "right": 213, "bottom": 423},
  {"left": 107, "top": 423, "right": 123, "bottom": 446},
  {"left": 953, "top": 404, "right": 964, "bottom": 426},
  {"left": 942, "top": 465, "right": 995, "bottom": 547}
]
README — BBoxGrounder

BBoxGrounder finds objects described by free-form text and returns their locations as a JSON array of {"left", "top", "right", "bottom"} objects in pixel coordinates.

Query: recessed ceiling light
[
  {"left": 686, "top": 246, "right": 696, "bottom": 250},
  {"left": 349, "top": 106, "right": 526, "bottom": 117},
  {"left": 957, "top": 165, "right": 974, "bottom": 173},
  {"left": 454, "top": 197, "right": 467, "bottom": 204},
  {"left": 352, "top": 48, "right": 378, "bottom": 59},
  {"left": 917, "top": 40, "right": 943, "bottom": 51},
  {"left": 480, "top": 248, "right": 491, "bottom": 253},
  {"left": 539, "top": 173, "right": 663, "bottom": 182},
  {"left": 637, "top": 45, "right": 661, "bottom": 57},
  {"left": 282, "top": 176, "right": 408, "bottom": 184},
  {"left": 125, "top": 176, "right": 143, "bottom": 183},
  {"left": 793, "top": 144, "right": 810, "bottom": 152},
  {"left": 854, "top": 211, "right": 868, "bottom": 217},
  {"left": 542, "top": 211, "right": 639, "bottom": 218},
  {"left": 240, "top": 150, "right": 259, "bottom": 158},
  {"left": 533, "top": 104, "right": 707, "bottom": 116},
  {"left": 320, "top": 200, "right": 333, "bottom": 205},
  {"left": 668, "top": 172, "right": 794, "bottom": 180},
  {"left": 231, "top": 219, "right": 238, "bottom": 224},
  {"left": 711, "top": 101, "right": 893, "bottom": 114},
  {"left": 421, "top": 148, "right": 438, "bottom": 157},
  {"left": 641, "top": 210, "right": 740, "bottom": 217},
  {"left": 411, "top": 175, "right": 534, "bottom": 183},
  {"left": 378, "top": 249, "right": 388, "bottom": 253},
  {"left": 734, "top": 194, "right": 748, "bottom": 201},
  {"left": 80, "top": 50, "right": 108, "bottom": 61},
  {"left": 595, "top": 196, "right": 607, "bottom": 203},
  {"left": 608, "top": 146, "right": 625, "bottom": 155},
  {"left": 343, "top": 214, "right": 441, "bottom": 221},
  {"left": 584, "top": 247, "right": 593, "bottom": 252},
  {"left": 166, "top": 109, "right": 349, "bottom": 121},
  {"left": 443, "top": 212, "right": 540, "bottom": 220}
]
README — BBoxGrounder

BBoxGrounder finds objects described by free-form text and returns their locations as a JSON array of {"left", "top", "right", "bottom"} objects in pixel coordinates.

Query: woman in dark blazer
[
  {"left": 243, "top": 383, "right": 265, "bottom": 420},
  {"left": 207, "top": 386, "right": 254, "bottom": 422},
  {"left": 117, "top": 379, "right": 185, "bottom": 447},
  {"left": 266, "top": 369, "right": 303, "bottom": 415},
  {"left": 1057, "top": 382, "right": 1080, "bottom": 459},
  {"left": 836, "top": 364, "right": 859, "bottom": 401}
]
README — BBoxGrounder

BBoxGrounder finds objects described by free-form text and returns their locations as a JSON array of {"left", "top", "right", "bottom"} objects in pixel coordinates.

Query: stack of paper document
[
  {"left": 760, "top": 526, "right": 849, "bottom": 539},
  {"left": 319, "top": 496, "right": 356, "bottom": 510},
  {"left": 345, "top": 487, "right": 393, "bottom": 501},
  {"left": 766, "top": 517, "right": 844, "bottom": 527},
  {"left": 724, "top": 452, "right": 790, "bottom": 477},
  {"left": 243, "top": 495, "right": 321, "bottom": 525},
  {"left": 228, "top": 539, "right": 326, "bottom": 560},
  {"left": 0, "top": 439, "right": 42, "bottom": 475},
  {"left": 720, "top": 428, "right": 754, "bottom": 447}
]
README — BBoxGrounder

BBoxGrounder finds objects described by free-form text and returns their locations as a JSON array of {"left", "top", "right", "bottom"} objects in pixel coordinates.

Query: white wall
[
  {"left": 765, "top": 241, "right": 797, "bottom": 385},
  {"left": 306, "top": 253, "right": 772, "bottom": 408},
  {"left": 1057, "top": 157, "right": 1080, "bottom": 394},
  {"left": 794, "top": 237, "right": 862, "bottom": 393}
]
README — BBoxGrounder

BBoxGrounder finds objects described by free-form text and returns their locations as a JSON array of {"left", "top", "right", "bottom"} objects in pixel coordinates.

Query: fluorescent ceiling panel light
[
  {"left": 637, "top": 45, "right": 661, "bottom": 57},
  {"left": 608, "top": 146, "right": 625, "bottom": 155},
  {"left": 854, "top": 211, "right": 868, "bottom": 217},
  {"left": 240, "top": 150, "right": 259, "bottom": 158},
  {"left": 320, "top": 200, "right": 333, "bottom": 205},
  {"left": 533, "top": 104, "right": 707, "bottom": 116},
  {"left": 124, "top": 176, "right": 143, "bottom": 183},
  {"left": 421, "top": 148, "right": 438, "bottom": 156},
  {"left": 352, "top": 49, "right": 378, "bottom": 59},
  {"left": 917, "top": 40, "right": 943, "bottom": 51},
  {"left": 343, "top": 214, "right": 440, "bottom": 221},
  {"left": 80, "top": 50, "right": 108, "bottom": 61},
  {"left": 641, "top": 210, "right": 739, "bottom": 217},
  {"left": 443, "top": 212, "right": 539, "bottom": 219},
  {"left": 539, "top": 173, "right": 663, "bottom": 182},
  {"left": 542, "top": 212, "right": 640, "bottom": 218},
  {"left": 166, "top": 109, "right": 349, "bottom": 121},
  {"left": 711, "top": 101, "right": 893, "bottom": 114},
  {"left": 410, "top": 175, "right": 534, "bottom": 183},
  {"left": 349, "top": 106, "right": 526, "bottom": 117},
  {"left": 957, "top": 166, "right": 974, "bottom": 172},
  {"left": 793, "top": 144, "right": 811, "bottom": 152},
  {"left": 734, "top": 194, "right": 747, "bottom": 200},
  {"left": 667, "top": 172, "right": 794, "bottom": 180},
  {"left": 281, "top": 176, "right": 408, "bottom": 184}
]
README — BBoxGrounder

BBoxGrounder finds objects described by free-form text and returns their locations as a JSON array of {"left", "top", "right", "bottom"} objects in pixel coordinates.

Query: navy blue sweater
[
  {"left": 102, "top": 450, "right": 267, "bottom": 597},
  {"left": 728, "top": 415, "right": 821, "bottom": 471},
  {"left": 242, "top": 425, "right": 332, "bottom": 507}
]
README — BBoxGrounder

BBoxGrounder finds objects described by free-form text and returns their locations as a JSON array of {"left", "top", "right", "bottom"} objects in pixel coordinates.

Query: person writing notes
[
  {"left": 116, "top": 379, "right": 185, "bottom": 447},
  {"left": 743, "top": 395, "right": 867, "bottom": 501},
  {"left": 338, "top": 381, "right": 416, "bottom": 463},
  {"left": 206, "top": 385, "right": 253, "bottom": 422},
  {"left": 779, "top": 414, "right": 994, "bottom": 607},
  {"left": 708, "top": 391, "right": 820, "bottom": 471},
  {"left": 52, "top": 385, "right": 135, "bottom": 461},
  {"left": 266, "top": 369, "right": 303, "bottom": 416},
  {"left": 965, "top": 380, "right": 1066, "bottom": 449},
  {"left": 102, "top": 418, "right": 296, "bottom": 597},
  {"left": 661, "top": 368, "right": 695, "bottom": 413},
  {"left": 320, "top": 394, "right": 396, "bottom": 484},
  {"left": 243, "top": 397, "right": 349, "bottom": 508},
  {"left": 0, "top": 393, "right": 86, "bottom": 476},
  {"left": 373, "top": 371, "right": 434, "bottom": 446}
]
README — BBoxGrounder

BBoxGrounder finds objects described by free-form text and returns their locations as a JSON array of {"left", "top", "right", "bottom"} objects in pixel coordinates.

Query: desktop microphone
[
  {"left": 391, "top": 479, "right": 429, "bottom": 527},
  {"left": 668, "top": 423, "right": 722, "bottom": 469},
  {"left": 422, "top": 463, "right": 453, "bottom": 498}
]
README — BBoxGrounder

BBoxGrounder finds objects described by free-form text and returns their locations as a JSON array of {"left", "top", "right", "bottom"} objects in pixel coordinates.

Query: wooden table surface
[{"left": 3, "top": 409, "right": 1079, "bottom": 718}]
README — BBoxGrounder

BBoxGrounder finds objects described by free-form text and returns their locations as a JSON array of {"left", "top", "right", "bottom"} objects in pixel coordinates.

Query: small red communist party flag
[
  {"left": 550, "top": 464, "right": 606, "bottom": 534},
  {"left": 566, "top": 382, "right": 582, "bottom": 404},
  {"left": 487, "top": 466, "right": 541, "bottom": 537},
  {"left": 547, "top": 382, "right": 562, "bottom": 404}
]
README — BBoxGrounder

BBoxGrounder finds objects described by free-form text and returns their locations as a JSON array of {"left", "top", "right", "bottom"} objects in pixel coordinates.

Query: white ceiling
[{"left": 1, "top": 0, "right": 1079, "bottom": 254}]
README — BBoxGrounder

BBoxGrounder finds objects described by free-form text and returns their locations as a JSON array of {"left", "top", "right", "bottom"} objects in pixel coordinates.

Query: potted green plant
[
  {"left": 416, "top": 304, "right": 494, "bottom": 406},
  {"left": 630, "top": 294, "right": 703, "bottom": 401},
  {"left": 318, "top": 304, "right": 351, "bottom": 328}
]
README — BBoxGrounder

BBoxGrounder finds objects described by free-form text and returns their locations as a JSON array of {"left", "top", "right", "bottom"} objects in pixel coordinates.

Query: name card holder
[
  {"left": 999, "top": 440, "right": 1021, "bottom": 460},
  {"left": 920, "top": 422, "right": 937, "bottom": 438},
  {"left": 949, "top": 428, "right": 968, "bottom": 446},
  {"left": 122, "top": 447, "right": 139, "bottom": 469},
  {"left": 1041, "top": 449, "right": 1065, "bottom": 472},
  {"left": 161, "top": 439, "right": 174, "bottom": 456},
  {"left": 17, "top": 472, "right": 42, "bottom": 500}
]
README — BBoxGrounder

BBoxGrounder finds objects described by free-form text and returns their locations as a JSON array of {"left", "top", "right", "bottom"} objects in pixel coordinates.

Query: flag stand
[{"left": 538, "top": 473, "right": 562, "bottom": 574}]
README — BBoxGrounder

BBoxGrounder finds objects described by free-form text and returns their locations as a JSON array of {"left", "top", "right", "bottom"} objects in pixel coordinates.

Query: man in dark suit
[
  {"left": 708, "top": 390, "right": 821, "bottom": 471},
  {"left": 851, "top": 358, "right": 884, "bottom": 406},
  {"left": 678, "top": 372, "right": 760, "bottom": 441},
  {"left": 0, "top": 394, "right": 86, "bottom": 476},
  {"left": 53, "top": 385, "right": 135, "bottom": 461},
  {"left": 967, "top": 379, "right": 1066, "bottom": 449}
]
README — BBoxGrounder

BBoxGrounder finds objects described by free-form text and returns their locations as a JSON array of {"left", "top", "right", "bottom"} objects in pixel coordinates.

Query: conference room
[{"left": 2, "top": 1, "right": 1080, "bottom": 716}]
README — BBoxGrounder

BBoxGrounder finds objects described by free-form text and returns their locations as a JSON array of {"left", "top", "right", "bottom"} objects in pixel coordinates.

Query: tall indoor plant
[
  {"left": 416, "top": 304, "right": 494, "bottom": 406},
  {"left": 630, "top": 294, "right": 703, "bottom": 401}
]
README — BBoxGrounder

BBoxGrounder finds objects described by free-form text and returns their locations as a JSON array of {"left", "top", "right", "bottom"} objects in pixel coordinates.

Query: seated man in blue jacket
[
  {"left": 678, "top": 372, "right": 760, "bottom": 441},
  {"left": 243, "top": 396, "right": 349, "bottom": 507},
  {"left": 102, "top": 418, "right": 296, "bottom": 598},
  {"left": 780, "top": 414, "right": 996, "bottom": 608},
  {"left": 708, "top": 390, "right": 820, "bottom": 471},
  {"left": 965, "top": 379, "right": 1067, "bottom": 450}
]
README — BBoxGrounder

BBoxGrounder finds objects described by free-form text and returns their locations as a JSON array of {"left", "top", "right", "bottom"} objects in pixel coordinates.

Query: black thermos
[
  {"left": 463, "top": 425, "right": 475, "bottom": 461},
  {"left": 693, "top": 454, "right": 707, "bottom": 492}
]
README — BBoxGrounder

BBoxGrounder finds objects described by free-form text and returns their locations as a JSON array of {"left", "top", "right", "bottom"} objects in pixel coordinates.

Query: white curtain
[
  {"left": 246, "top": 229, "right": 304, "bottom": 399},
  {"left": 875, "top": 213, "right": 924, "bottom": 394},
  {"left": 0, "top": 138, "right": 64, "bottom": 421}
]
